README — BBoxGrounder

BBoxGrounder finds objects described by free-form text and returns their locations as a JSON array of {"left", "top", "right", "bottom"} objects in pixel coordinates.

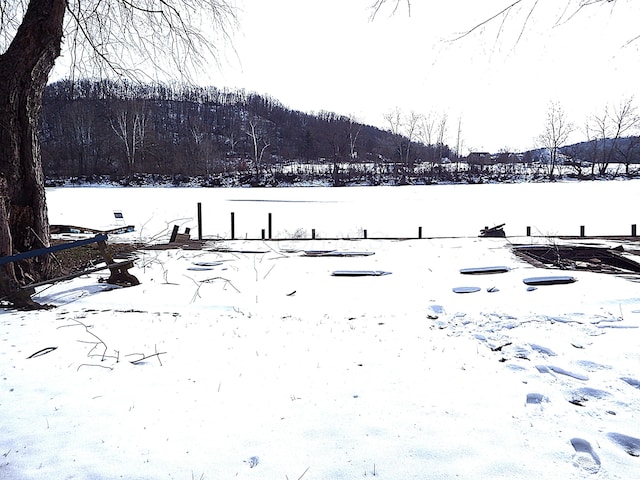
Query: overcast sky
[{"left": 202, "top": 0, "right": 640, "bottom": 154}]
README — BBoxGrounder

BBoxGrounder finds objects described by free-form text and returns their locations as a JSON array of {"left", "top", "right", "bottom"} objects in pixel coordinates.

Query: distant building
[{"left": 466, "top": 152, "right": 492, "bottom": 166}]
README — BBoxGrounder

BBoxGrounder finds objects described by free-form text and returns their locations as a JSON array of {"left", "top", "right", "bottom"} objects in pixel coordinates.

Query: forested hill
[{"left": 41, "top": 79, "right": 449, "bottom": 186}]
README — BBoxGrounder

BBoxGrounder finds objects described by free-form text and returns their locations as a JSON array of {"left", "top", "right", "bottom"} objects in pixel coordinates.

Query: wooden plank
[{"left": 0, "top": 234, "right": 108, "bottom": 266}]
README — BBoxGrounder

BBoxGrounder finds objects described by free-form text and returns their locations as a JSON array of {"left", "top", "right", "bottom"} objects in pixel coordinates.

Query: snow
[{"left": 2, "top": 182, "right": 640, "bottom": 479}]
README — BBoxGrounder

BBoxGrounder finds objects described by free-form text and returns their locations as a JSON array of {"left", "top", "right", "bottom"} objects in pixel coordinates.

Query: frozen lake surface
[{"left": 47, "top": 180, "right": 640, "bottom": 241}]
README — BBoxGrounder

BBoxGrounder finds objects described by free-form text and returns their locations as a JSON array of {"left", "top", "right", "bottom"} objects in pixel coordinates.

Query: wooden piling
[
  {"left": 197, "top": 203, "right": 202, "bottom": 240},
  {"left": 231, "top": 212, "right": 235, "bottom": 240},
  {"left": 169, "top": 225, "right": 179, "bottom": 243}
]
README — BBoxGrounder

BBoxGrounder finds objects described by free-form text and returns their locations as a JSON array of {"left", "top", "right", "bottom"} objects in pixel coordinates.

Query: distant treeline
[
  {"left": 41, "top": 80, "right": 640, "bottom": 187},
  {"left": 41, "top": 79, "right": 453, "bottom": 186}
]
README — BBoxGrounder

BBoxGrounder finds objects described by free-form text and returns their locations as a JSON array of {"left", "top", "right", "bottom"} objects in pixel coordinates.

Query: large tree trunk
[{"left": 0, "top": 0, "right": 66, "bottom": 306}]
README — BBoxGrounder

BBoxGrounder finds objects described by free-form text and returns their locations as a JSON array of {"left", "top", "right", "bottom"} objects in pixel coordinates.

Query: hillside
[{"left": 41, "top": 80, "right": 451, "bottom": 187}]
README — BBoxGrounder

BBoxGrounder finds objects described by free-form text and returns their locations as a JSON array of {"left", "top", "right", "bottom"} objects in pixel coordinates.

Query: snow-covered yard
[{"left": 1, "top": 182, "right": 640, "bottom": 479}]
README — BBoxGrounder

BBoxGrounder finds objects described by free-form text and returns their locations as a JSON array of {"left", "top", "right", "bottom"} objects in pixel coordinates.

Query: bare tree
[
  {"left": 110, "top": 106, "right": 148, "bottom": 179},
  {"left": 246, "top": 118, "right": 271, "bottom": 184},
  {"left": 0, "top": 1, "right": 237, "bottom": 307},
  {"left": 384, "top": 107, "right": 420, "bottom": 177},
  {"left": 346, "top": 116, "right": 362, "bottom": 160},
  {"left": 537, "top": 101, "right": 574, "bottom": 179},
  {"left": 416, "top": 111, "right": 449, "bottom": 168},
  {"left": 587, "top": 98, "right": 639, "bottom": 175}
]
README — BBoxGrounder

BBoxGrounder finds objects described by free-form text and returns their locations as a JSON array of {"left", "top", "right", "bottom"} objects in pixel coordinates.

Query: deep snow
[{"left": 1, "top": 182, "right": 640, "bottom": 479}]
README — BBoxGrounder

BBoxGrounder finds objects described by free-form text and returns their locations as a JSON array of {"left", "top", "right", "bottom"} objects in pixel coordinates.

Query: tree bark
[{"left": 0, "top": 0, "right": 66, "bottom": 304}]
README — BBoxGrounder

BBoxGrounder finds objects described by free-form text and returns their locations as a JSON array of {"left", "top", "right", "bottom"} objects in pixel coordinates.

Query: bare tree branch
[
  {"left": 371, "top": 1, "right": 632, "bottom": 46},
  {"left": 58, "top": 1, "right": 239, "bottom": 82},
  {"left": 369, "top": 0, "right": 410, "bottom": 20},
  {"left": 452, "top": 1, "right": 524, "bottom": 41}
]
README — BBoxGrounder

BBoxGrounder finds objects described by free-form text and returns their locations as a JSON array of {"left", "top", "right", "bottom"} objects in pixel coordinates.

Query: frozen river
[{"left": 46, "top": 180, "right": 640, "bottom": 241}]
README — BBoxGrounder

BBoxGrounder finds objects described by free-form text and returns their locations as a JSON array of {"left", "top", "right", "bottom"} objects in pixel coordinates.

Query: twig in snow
[
  {"left": 77, "top": 363, "right": 114, "bottom": 371},
  {"left": 201, "top": 276, "right": 241, "bottom": 292},
  {"left": 490, "top": 342, "right": 512, "bottom": 352},
  {"left": 26, "top": 346, "right": 58, "bottom": 359},
  {"left": 286, "top": 466, "right": 310, "bottom": 480},
  {"left": 58, "top": 318, "right": 109, "bottom": 361},
  {"left": 263, "top": 264, "right": 276, "bottom": 280},
  {"left": 126, "top": 345, "right": 165, "bottom": 366}
]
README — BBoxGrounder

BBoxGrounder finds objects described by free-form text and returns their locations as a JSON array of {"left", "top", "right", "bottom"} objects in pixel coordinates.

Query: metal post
[
  {"left": 197, "top": 203, "right": 202, "bottom": 241},
  {"left": 580, "top": 225, "right": 585, "bottom": 237},
  {"left": 268, "top": 213, "right": 272, "bottom": 240},
  {"left": 231, "top": 212, "right": 235, "bottom": 240}
]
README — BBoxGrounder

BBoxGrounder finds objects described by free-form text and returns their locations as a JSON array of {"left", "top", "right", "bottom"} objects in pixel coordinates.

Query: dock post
[
  {"left": 197, "top": 203, "right": 202, "bottom": 240},
  {"left": 170, "top": 225, "right": 179, "bottom": 243},
  {"left": 231, "top": 212, "right": 235, "bottom": 240}
]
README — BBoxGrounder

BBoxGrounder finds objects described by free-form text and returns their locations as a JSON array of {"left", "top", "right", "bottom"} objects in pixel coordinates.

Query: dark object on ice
[
  {"left": 452, "top": 286, "right": 481, "bottom": 293},
  {"left": 523, "top": 276, "right": 577, "bottom": 286},
  {"left": 460, "top": 265, "right": 510, "bottom": 275},
  {"left": 331, "top": 270, "right": 391, "bottom": 277},
  {"left": 480, "top": 224, "right": 505, "bottom": 237}
]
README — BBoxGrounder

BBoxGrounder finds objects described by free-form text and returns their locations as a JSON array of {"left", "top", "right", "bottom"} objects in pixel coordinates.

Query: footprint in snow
[
  {"left": 607, "top": 433, "right": 640, "bottom": 457},
  {"left": 621, "top": 377, "right": 640, "bottom": 389},
  {"left": 570, "top": 438, "right": 601, "bottom": 474},
  {"left": 525, "top": 393, "right": 548, "bottom": 408},
  {"left": 536, "top": 365, "right": 589, "bottom": 381}
]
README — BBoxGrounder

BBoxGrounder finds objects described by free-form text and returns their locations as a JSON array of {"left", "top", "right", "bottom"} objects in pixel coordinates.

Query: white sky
[{"left": 205, "top": 0, "right": 640, "bottom": 153}]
